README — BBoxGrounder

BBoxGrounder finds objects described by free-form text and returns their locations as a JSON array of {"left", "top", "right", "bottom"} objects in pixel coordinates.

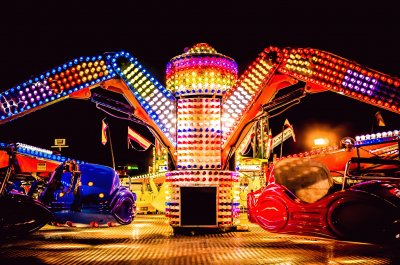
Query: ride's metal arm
[
  {"left": 0, "top": 54, "right": 115, "bottom": 125},
  {"left": 221, "top": 46, "right": 400, "bottom": 167},
  {"left": 0, "top": 51, "right": 177, "bottom": 159},
  {"left": 278, "top": 47, "right": 400, "bottom": 113},
  {"left": 221, "top": 47, "right": 298, "bottom": 166}
]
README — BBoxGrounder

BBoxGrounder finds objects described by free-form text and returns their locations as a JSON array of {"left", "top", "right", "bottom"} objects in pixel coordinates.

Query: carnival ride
[
  {"left": 247, "top": 132, "right": 400, "bottom": 243},
  {"left": 40, "top": 161, "right": 136, "bottom": 227},
  {"left": 0, "top": 142, "right": 136, "bottom": 236},
  {"left": 0, "top": 143, "right": 56, "bottom": 237},
  {"left": 0, "top": 42, "right": 399, "bottom": 239}
]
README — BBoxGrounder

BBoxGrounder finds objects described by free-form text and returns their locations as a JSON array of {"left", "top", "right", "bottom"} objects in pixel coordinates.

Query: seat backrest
[{"left": 274, "top": 158, "right": 333, "bottom": 203}]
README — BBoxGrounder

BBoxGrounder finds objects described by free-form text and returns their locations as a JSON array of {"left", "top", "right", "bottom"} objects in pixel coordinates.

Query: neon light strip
[
  {"left": 111, "top": 52, "right": 176, "bottom": 145},
  {"left": 0, "top": 142, "right": 84, "bottom": 164}
]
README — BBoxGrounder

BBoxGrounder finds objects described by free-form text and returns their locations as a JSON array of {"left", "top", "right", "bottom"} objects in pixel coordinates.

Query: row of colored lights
[
  {"left": 16, "top": 143, "right": 52, "bottom": 155},
  {"left": 221, "top": 47, "right": 280, "bottom": 143},
  {"left": 177, "top": 140, "right": 222, "bottom": 145},
  {"left": 166, "top": 170, "right": 239, "bottom": 179},
  {"left": 277, "top": 145, "right": 339, "bottom": 161},
  {"left": 15, "top": 143, "right": 84, "bottom": 164},
  {"left": 355, "top": 129, "right": 399, "bottom": 146},
  {"left": 130, "top": 172, "right": 165, "bottom": 179},
  {"left": 280, "top": 48, "right": 400, "bottom": 112},
  {"left": 178, "top": 115, "right": 221, "bottom": 120},
  {"left": 177, "top": 133, "right": 221, "bottom": 139},
  {"left": 111, "top": 52, "right": 177, "bottom": 145},
  {"left": 0, "top": 54, "right": 115, "bottom": 121}
]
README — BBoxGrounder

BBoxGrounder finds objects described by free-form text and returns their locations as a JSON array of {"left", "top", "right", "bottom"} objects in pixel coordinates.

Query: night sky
[{"left": 1, "top": 1, "right": 399, "bottom": 173}]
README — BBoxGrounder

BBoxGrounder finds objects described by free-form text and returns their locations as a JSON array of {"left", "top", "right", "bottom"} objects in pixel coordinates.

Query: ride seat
[{"left": 274, "top": 158, "right": 333, "bottom": 203}]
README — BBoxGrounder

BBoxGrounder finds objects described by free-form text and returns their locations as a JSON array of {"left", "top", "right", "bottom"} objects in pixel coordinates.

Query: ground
[{"left": 0, "top": 214, "right": 399, "bottom": 264}]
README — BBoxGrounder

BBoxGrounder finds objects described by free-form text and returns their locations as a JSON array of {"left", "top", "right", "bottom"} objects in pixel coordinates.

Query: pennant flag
[
  {"left": 375, "top": 111, "right": 386, "bottom": 127},
  {"left": 265, "top": 129, "right": 273, "bottom": 159},
  {"left": 284, "top": 119, "right": 296, "bottom": 142},
  {"left": 101, "top": 119, "right": 108, "bottom": 145},
  {"left": 128, "top": 126, "right": 152, "bottom": 150}
]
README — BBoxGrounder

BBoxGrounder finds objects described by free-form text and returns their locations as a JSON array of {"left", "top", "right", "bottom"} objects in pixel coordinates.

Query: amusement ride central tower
[{"left": 165, "top": 43, "right": 241, "bottom": 229}]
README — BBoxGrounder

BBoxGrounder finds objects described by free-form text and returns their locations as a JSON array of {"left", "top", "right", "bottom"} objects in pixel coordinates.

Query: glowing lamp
[{"left": 314, "top": 138, "right": 329, "bottom": 147}]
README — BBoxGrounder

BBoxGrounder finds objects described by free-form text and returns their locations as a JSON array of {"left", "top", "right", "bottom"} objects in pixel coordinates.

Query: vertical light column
[
  {"left": 165, "top": 43, "right": 240, "bottom": 228},
  {"left": 177, "top": 98, "right": 221, "bottom": 170}
]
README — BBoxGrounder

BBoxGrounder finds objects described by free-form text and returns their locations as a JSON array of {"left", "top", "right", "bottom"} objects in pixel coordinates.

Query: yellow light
[
  {"left": 314, "top": 138, "right": 329, "bottom": 146},
  {"left": 59, "top": 192, "right": 64, "bottom": 197},
  {"left": 99, "top": 193, "right": 105, "bottom": 198},
  {"left": 88, "top": 181, "right": 94, "bottom": 186}
]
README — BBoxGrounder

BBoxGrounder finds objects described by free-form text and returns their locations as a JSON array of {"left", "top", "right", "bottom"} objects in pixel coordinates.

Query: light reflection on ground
[{"left": 0, "top": 214, "right": 398, "bottom": 264}]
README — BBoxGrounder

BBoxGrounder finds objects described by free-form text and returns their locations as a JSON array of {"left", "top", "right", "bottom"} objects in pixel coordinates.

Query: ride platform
[{"left": 0, "top": 214, "right": 399, "bottom": 264}]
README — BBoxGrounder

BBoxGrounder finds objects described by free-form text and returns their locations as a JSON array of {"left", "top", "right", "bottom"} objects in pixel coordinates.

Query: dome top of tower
[
  {"left": 166, "top": 43, "right": 238, "bottom": 97},
  {"left": 185, "top": 43, "right": 218, "bottom": 54}
]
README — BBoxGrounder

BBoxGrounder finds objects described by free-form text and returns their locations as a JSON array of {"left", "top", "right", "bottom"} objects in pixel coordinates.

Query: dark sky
[{"left": 1, "top": 1, "right": 399, "bottom": 172}]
